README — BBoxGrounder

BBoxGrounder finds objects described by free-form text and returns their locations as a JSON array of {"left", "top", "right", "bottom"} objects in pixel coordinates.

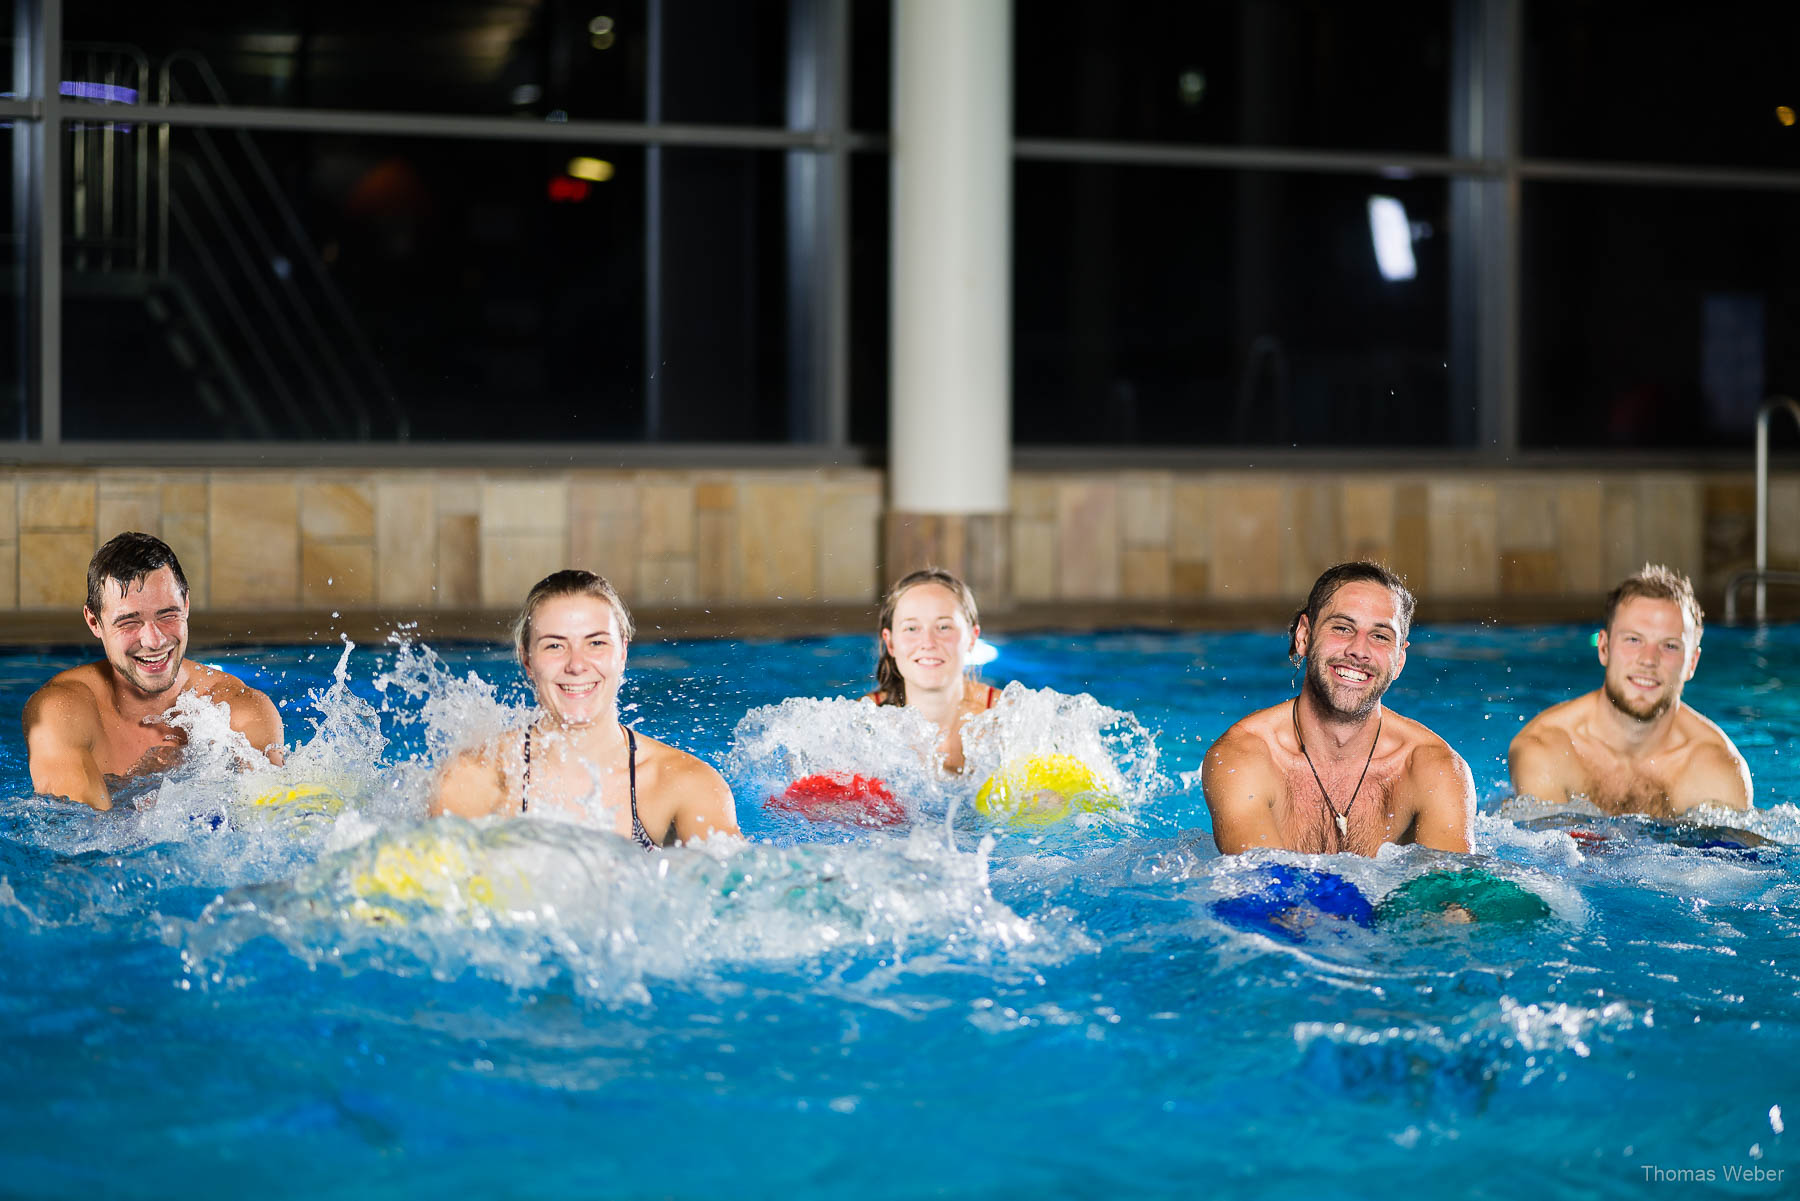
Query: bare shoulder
[
  {"left": 637, "top": 731, "right": 729, "bottom": 792},
  {"left": 1202, "top": 706, "right": 1285, "bottom": 788},
  {"left": 429, "top": 736, "right": 513, "bottom": 818},
  {"left": 23, "top": 675, "right": 102, "bottom": 739},
  {"left": 1676, "top": 706, "right": 1753, "bottom": 810},
  {"left": 1510, "top": 694, "right": 1584, "bottom": 754},
  {"left": 188, "top": 661, "right": 284, "bottom": 758},
  {"left": 1391, "top": 712, "right": 1472, "bottom": 787},
  {"left": 634, "top": 731, "right": 739, "bottom": 841}
]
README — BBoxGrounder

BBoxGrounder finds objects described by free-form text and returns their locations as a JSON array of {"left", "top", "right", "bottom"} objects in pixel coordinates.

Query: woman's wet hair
[
  {"left": 1287, "top": 561, "right": 1415, "bottom": 661},
  {"left": 874, "top": 567, "right": 979, "bottom": 707},
  {"left": 86, "top": 532, "right": 189, "bottom": 618},
  {"left": 513, "top": 569, "right": 635, "bottom": 660},
  {"left": 1604, "top": 563, "right": 1703, "bottom": 638}
]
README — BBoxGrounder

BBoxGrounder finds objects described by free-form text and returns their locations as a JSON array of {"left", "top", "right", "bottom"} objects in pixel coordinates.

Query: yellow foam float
[
  {"left": 246, "top": 783, "right": 348, "bottom": 818},
  {"left": 974, "top": 753, "right": 1116, "bottom": 826},
  {"left": 346, "top": 829, "right": 526, "bottom": 926}
]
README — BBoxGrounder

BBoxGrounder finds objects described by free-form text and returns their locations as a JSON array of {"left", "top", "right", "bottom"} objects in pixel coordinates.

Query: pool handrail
[{"left": 1724, "top": 395, "right": 1800, "bottom": 625}]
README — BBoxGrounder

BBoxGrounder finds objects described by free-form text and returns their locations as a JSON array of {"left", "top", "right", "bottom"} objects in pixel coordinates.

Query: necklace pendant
[{"left": 1334, "top": 813, "right": 1348, "bottom": 837}]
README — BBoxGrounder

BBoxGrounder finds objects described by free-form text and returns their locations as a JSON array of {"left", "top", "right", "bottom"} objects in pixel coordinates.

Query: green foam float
[{"left": 1376, "top": 867, "right": 1552, "bottom": 926}]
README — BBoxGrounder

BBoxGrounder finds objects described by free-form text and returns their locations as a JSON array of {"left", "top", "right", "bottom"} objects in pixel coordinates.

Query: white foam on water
[
  {"left": 723, "top": 695, "right": 947, "bottom": 810},
  {"left": 960, "top": 682, "right": 1166, "bottom": 810}
]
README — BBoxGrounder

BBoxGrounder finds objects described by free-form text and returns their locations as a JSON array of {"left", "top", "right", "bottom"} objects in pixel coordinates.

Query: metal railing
[{"left": 1723, "top": 395, "right": 1800, "bottom": 625}]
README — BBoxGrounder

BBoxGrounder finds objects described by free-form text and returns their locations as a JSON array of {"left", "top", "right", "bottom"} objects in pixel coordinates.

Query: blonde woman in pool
[
  {"left": 864, "top": 568, "right": 1010, "bottom": 773},
  {"left": 429, "top": 570, "right": 739, "bottom": 846}
]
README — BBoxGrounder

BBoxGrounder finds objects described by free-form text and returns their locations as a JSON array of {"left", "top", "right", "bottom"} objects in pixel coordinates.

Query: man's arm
[
  {"left": 1202, "top": 728, "right": 1288, "bottom": 854},
  {"left": 668, "top": 756, "right": 741, "bottom": 843},
  {"left": 226, "top": 684, "right": 286, "bottom": 767},
  {"left": 23, "top": 684, "right": 109, "bottom": 810},
  {"left": 1404, "top": 742, "right": 1475, "bottom": 853},
  {"left": 1673, "top": 741, "right": 1753, "bottom": 813},
  {"left": 1507, "top": 725, "right": 1578, "bottom": 804}
]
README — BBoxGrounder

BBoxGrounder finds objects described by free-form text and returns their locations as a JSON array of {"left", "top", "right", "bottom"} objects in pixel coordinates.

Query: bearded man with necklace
[{"left": 1203, "top": 562, "right": 1474, "bottom": 857}]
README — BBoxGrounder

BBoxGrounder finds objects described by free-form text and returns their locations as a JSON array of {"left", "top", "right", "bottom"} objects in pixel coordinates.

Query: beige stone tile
[
  {"left": 695, "top": 480, "right": 736, "bottom": 512},
  {"left": 1392, "top": 482, "right": 1429, "bottom": 590},
  {"left": 19, "top": 531, "right": 95, "bottom": 608},
  {"left": 1601, "top": 481, "right": 1639, "bottom": 585},
  {"left": 696, "top": 511, "right": 738, "bottom": 601},
  {"left": 437, "top": 514, "right": 480, "bottom": 607},
  {"left": 1281, "top": 482, "right": 1343, "bottom": 595},
  {"left": 1057, "top": 480, "right": 1121, "bottom": 600},
  {"left": 96, "top": 487, "right": 161, "bottom": 541},
  {"left": 569, "top": 480, "right": 641, "bottom": 596},
  {"left": 301, "top": 480, "right": 375, "bottom": 540},
  {"left": 1209, "top": 479, "right": 1283, "bottom": 599},
  {"left": 376, "top": 482, "right": 436, "bottom": 607},
  {"left": 437, "top": 478, "right": 481, "bottom": 517},
  {"left": 817, "top": 483, "right": 880, "bottom": 602},
  {"left": 161, "top": 479, "right": 208, "bottom": 516},
  {"left": 161, "top": 513, "right": 209, "bottom": 609},
  {"left": 738, "top": 482, "right": 818, "bottom": 600},
  {"left": 638, "top": 557, "right": 698, "bottom": 605},
  {"left": 1636, "top": 476, "right": 1703, "bottom": 580},
  {"left": 482, "top": 479, "right": 569, "bottom": 534},
  {"left": 209, "top": 481, "right": 298, "bottom": 608},
  {"left": 480, "top": 532, "right": 565, "bottom": 608},
  {"left": 1426, "top": 481, "right": 1499, "bottom": 598},
  {"left": 1172, "top": 481, "right": 1210, "bottom": 562},
  {"left": 1341, "top": 480, "right": 1394, "bottom": 565},
  {"left": 1501, "top": 549, "right": 1561, "bottom": 595},
  {"left": 1771, "top": 479, "right": 1800, "bottom": 568},
  {"left": 1498, "top": 481, "right": 1557, "bottom": 552},
  {"left": 639, "top": 482, "right": 697, "bottom": 558},
  {"left": 302, "top": 540, "right": 375, "bottom": 607},
  {"left": 21, "top": 478, "right": 95, "bottom": 531},
  {"left": 1011, "top": 518, "right": 1056, "bottom": 601},
  {"left": 1172, "top": 560, "right": 1211, "bottom": 598},
  {"left": 0, "top": 541, "right": 16, "bottom": 609},
  {"left": 1553, "top": 480, "right": 1605, "bottom": 594},
  {"left": 1011, "top": 476, "right": 1057, "bottom": 521},
  {"left": 0, "top": 477, "right": 16, "bottom": 540},
  {"left": 1119, "top": 473, "right": 1171, "bottom": 547},
  {"left": 568, "top": 474, "right": 640, "bottom": 516},
  {"left": 1121, "top": 547, "right": 1171, "bottom": 599}
]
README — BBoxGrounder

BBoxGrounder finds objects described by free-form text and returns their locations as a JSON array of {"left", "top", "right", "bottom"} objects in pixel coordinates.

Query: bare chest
[
  {"left": 520, "top": 751, "right": 652, "bottom": 839},
  {"left": 1566, "top": 737, "right": 1684, "bottom": 817},
  {"left": 1275, "top": 762, "right": 1401, "bottom": 856},
  {"left": 93, "top": 710, "right": 186, "bottom": 778}
]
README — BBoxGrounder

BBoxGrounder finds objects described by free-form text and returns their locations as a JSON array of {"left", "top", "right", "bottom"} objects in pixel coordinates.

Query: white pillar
[{"left": 889, "top": 0, "right": 1012, "bottom": 515}]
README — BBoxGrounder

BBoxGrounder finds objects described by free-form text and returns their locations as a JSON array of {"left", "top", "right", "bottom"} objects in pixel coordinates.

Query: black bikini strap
[{"left": 521, "top": 725, "right": 532, "bottom": 813}]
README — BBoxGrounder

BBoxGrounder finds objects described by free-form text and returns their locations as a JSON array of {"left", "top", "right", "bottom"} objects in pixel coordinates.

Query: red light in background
[{"left": 547, "top": 176, "right": 591, "bottom": 203}]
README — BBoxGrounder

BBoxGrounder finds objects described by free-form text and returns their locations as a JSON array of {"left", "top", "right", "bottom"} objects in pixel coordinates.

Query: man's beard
[
  {"left": 1604, "top": 678, "right": 1674, "bottom": 722},
  {"left": 1303, "top": 655, "right": 1391, "bottom": 721}
]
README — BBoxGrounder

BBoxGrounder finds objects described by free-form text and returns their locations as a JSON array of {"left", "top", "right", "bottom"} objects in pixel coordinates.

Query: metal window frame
[{"left": 4, "top": 0, "right": 1799, "bottom": 469}]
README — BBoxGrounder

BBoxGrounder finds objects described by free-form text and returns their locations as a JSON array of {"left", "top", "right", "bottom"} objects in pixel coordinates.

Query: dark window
[
  {"left": 1015, "top": 162, "right": 1455, "bottom": 446},
  {"left": 1520, "top": 181, "right": 1800, "bottom": 449}
]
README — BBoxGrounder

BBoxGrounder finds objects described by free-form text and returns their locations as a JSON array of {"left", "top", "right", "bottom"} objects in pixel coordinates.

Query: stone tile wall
[
  {"left": 0, "top": 468, "right": 883, "bottom": 612},
  {"left": 0, "top": 465, "right": 1788, "bottom": 614},
  {"left": 1010, "top": 469, "right": 1799, "bottom": 604}
]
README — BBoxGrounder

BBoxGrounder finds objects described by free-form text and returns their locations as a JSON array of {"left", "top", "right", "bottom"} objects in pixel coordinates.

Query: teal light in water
[{"left": 1591, "top": 631, "right": 1602, "bottom": 647}]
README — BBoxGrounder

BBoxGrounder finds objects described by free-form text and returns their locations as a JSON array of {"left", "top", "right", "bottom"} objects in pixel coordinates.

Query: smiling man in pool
[
  {"left": 22, "top": 532, "right": 284, "bottom": 810},
  {"left": 1203, "top": 561, "right": 1475, "bottom": 856},
  {"left": 1508, "top": 564, "right": 1752, "bottom": 816}
]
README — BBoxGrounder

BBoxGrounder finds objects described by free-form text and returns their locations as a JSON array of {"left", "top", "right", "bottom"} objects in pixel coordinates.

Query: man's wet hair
[
  {"left": 1604, "top": 563, "right": 1703, "bottom": 639},
  {"left": 1287, "top": 561, "right": 1416, "bottom": 660},
  {"left": 86, "top": 532, "right": 189, "bottom": 617},
  {"left": 513, "top": 569, "right": 635, "bottom": 659}
]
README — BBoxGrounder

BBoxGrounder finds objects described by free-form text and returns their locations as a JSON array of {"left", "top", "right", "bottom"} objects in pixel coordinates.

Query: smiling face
[
  {"left": 85, "top": 566, "right": 189, "bottom": 699},
  {"left": 881, "top": 582, "right": 978, "bottom": 696},
  {"left": 521, "top": 594, "right": 628, "bottom": 727},
  {"left": 1599, "top": 596, "right": 1698, "bottom": 722},
  {"left": 1293, "top": 579, "right": 1408, "bottom": 720}
]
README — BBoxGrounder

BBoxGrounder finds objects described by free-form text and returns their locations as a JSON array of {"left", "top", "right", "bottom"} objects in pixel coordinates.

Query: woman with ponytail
[{"left": 864, "top": 568, "right": 1009, "bottom": 771}]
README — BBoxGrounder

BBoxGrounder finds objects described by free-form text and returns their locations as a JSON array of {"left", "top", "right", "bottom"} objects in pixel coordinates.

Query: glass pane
[
  {"left": 849, "top": 0, "right": 890, "bottom": 133},
  {"left": 1016, "top": 0, "right": 1451, "bottom": 153},
  {"left": 848, "top": 150, "right": 886, "bottom": 445},
  {"left": 1520, "top": 182, "right": 1800, "bottom": 449},
  {"left": 0, "top": 124, "right": 25, "bottom": 438},
  {"left": 63, "top": 128, "right": 646, "bottom": 441},
  {"left": 1015, "top": 163, "right": 1456, "bottom": 446},
  {"left": 656, "top": 1, "right": 792, "bottom": 127},
  {"left": 63, "top": 0, "right": 647, "bottom": 120},
  {"left": 1524, "top": 1, "right": 1800, "bottom": 169}
]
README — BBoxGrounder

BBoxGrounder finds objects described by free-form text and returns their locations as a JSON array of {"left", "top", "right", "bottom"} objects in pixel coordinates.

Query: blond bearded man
[{"left": 1509, "top": 565, "right": 1751, "bottom": 816}]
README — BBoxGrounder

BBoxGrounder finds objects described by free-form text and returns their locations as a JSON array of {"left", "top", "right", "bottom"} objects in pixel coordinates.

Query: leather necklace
[{"left": 1291, "top": 697, "right": 1381, "bottom": 839}]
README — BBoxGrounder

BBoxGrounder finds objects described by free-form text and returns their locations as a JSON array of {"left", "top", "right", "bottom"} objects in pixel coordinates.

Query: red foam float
[{"left": 766, "top": 772, "right": 907, "bottom": 827}]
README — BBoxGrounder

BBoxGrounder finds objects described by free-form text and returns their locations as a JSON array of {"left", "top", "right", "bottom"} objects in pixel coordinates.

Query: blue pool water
[{"left": 1, "top": 623, "right": 1797, "bottom": 1199}]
